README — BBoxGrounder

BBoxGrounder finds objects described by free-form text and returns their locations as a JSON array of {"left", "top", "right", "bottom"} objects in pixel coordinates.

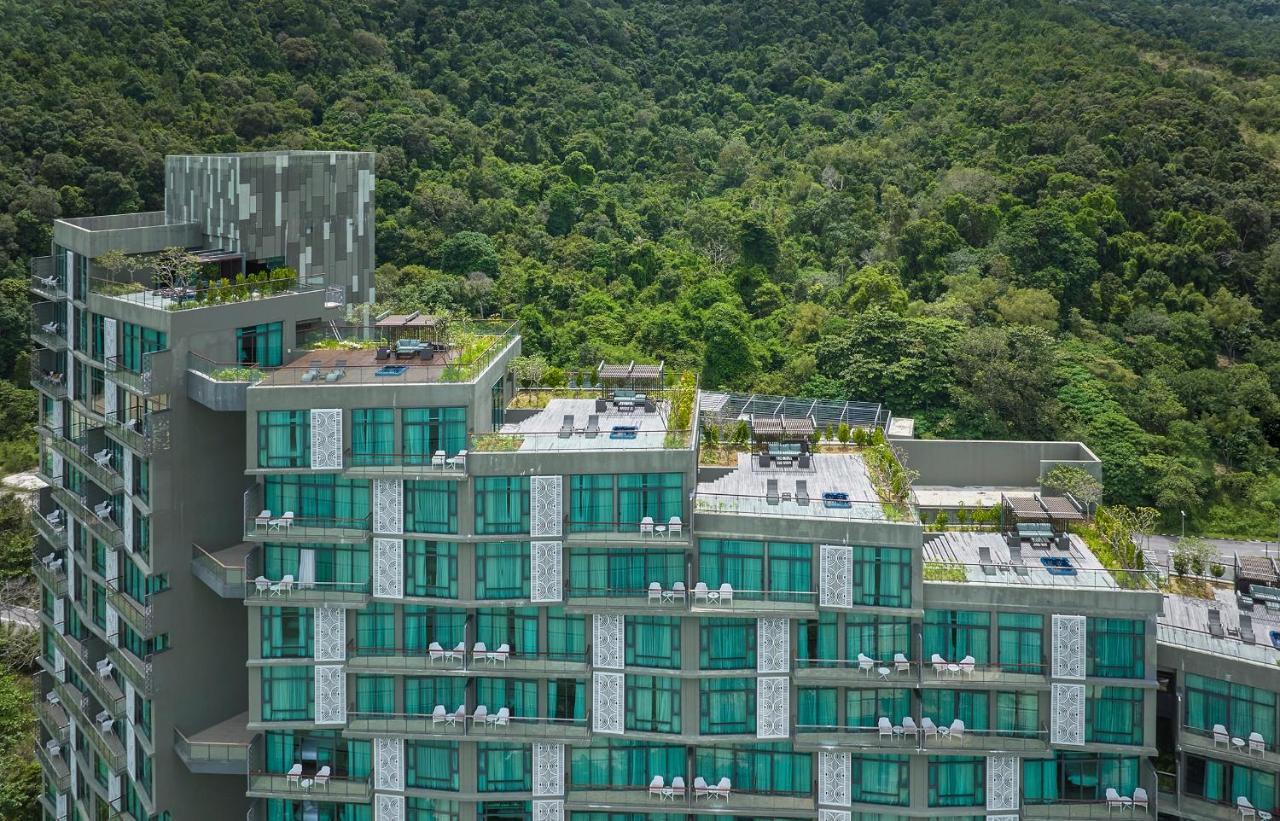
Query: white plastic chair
[
  {"left": 894, "top": 653, "right": 911, "bottom": 674},
  {"left": 314, "top": 765, "right": 330, "bottom": 791},
  {"left": 432, "top": 705, "right": 447, "bottom": 725},
  {"left": 649, "top": 775, "right": 665, "bottom": 798},
  {"left": 1133, "top": 787, "right": 1149, "bottom": 811},
  {"left": 921, "top": 717, "right": 938, "bottom": 743},
  {"left": 450, "top": 642, "right": 466, "bottom": 663},
  {"left": 429, "top": 642, "right": 445, "bottom": 663},
  {"left": 713, "top": 777, "right": 731, "bottom": 801},
  {"left": 640, "top": 516, "right": 654, "bottom": 536},
  {"left": 450, "top": 705, "right": 466, "bottom": 726},
  {"left": 1238, "top": 796, "right": 1257, "bottom": 819},
  {"left": 492, "top": 643, "right": 510, "bottom": 665},
  {"left": 286, "top": 762, "right": 302, "bottom": 786},
  {"left": 670, "top": 776, "right": 685, "bottom": 798},
  {"left": 878, "top": 717, "right": 893, "bottom": 739},
  {"left": 255, "top": 510, "right": 272, "bottom": 531},
  {"left": 693, "top": 776, "right": 711, "bottom": 799},
  {"left": 1250, "top": 731, "right": 1266, "bottom": 755},
  {"left": 432, "top": 450, "right": 446, "bottom": 468},
  {"left": 948, "top": 719, "right": 965, "bottom": 741},
  {"left": 473, "top": 642, "right": 488, "bottom": 664},
  {"left": 671, "top": 581, "right": 686, "bottom": 602},
  {"left": 692, "top": 582, "right": 709, "bottom": 604},
  {"left": 1106, "top": 788, "right": 1131, "bottom": 814},
  {"left": 931, "top": 653, "right": 948, "bottom": 676},
  {"left": 494, "top": 706, "right": 510, "bottom": 727},
  {"left": 273, "top": 575, "right": 294, "bottom": 597},
  {"left": 668, "top": 516, "right": 682, "bottom": 537},
  {"left": 857, "top": 653, "right": 875, "bottom": 675},
  {"left": 472, "top": 705, "right": 489, "bottom": 726},
  {"left": 959, "top": 655, "right": 976, "bottom": 677},
  {"left": 901, "top": 716, "right": 918, "bottom": 741},
  {"left": 254, "top": 576, "right": 270, "bottom": 595},
  {"left": 1214, "top": 724, "right": 1230, "bottom": 747},
  {"left": 718, "top": 583, "right": 733, "bottom": 605},
  {"left": 648, "top": 582, "right": 662, "bottom": 604}
]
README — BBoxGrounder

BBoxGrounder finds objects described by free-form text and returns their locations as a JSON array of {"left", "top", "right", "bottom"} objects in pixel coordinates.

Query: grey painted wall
[{"left": 895, "top": 438, "right": 1102, "bottom": 488}]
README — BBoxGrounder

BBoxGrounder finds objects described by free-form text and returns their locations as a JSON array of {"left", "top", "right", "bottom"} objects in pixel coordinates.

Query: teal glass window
[
  {"left": 404, "top": 540, "right": 457, "bottom": 597},
  {"left": 120, "top": 322, "right": 166, "bottom": 372},
  {"left": 924, "top": 610, "right": 990, "bottom": 664},
  {"left": 929, "top": 756, "right": 985, "bottom": 806},
  {"left": 996, "top": 691, "right": 1039, "bottom": 737},
  {"left": 699, "top": 677, "right": 755, "bottom": 734},
  {"left": 475, "top": 542, "right": 530, "bottom": 599},
  {"left": 406, "top": 741, "right": 459, "bottom": 791},
  {"left": 404, "top": 677, "right": 467, "bottom": 715},
  {"left": 264, "top": 542, "right": 370, "bottom": 592},
  {"left": 477, "top": 678, "right": 538, "bottom": 716},
  {"left": 547, "top": 609, "right": 585, "bottom": 661},
  {"left": 568, "top": 549, "right": 683, "bottom": 597},
  {"left": 403, "top": 607, "right": 466, "bottom": 653},
  {"left": 847, "top": 689, "right": 912, "bottom": 730},
  {"left": 355, "top": 675, "right": 394, "bottom": 713},
  {"left": 548, "top": 678, "right": 585, "bottom": 720},
  {"left": 625, "top": 675, "right": 680, "bottom": 733},
  {"left": 132, "top": 455, "right": 150, "bottom": 503},
  {"left": 569, "top": 474, "right": 614, "bottom": 531},
  {"left": 850, "top": 754, "right": 910, "bottom": 806},
  {"left": 477, "top": 743, "right": 531, "bottom": 792},
  {"left": 237, "top": 322, "right": 283, "bottom": 367},
  {"left": 625, "top": 617, "right": 680, "bottom": 668},
  {"left": 351, "top": 408, "right": 394, "bottom": 466},
  {"left": 846, "top": 615, "right": 912, "bottom": 663},
  {"left": 402, "top": 407, "right": 467, "bottom": 462},
  {"left": 997, "top": 613, "right": 1043, "bottom": 673},
  {"left": 475, "top": 477, "right": 530, "bottom": 534},
  {"left": 1025, "top": 753, "right": 1139, "bottom": 803},
  {"left": 797, "top": 613, "right": 837, "bottom": 664},
  {"left": 695, "top": 743, "right": 812, "bottom": 794},
  {"left": 617, "top": 473, "right": 682, "bottom": 530},
  {"left": 404, "top": 481, "right": 458, "bottom": 534},
  {"left": 261, "top": 666, "right": 314, "bottom": 721},
  {"left": 1186, "top": 755, "right": 1276, "bottom": 809},
  {"left": 476, "top": 607, "right": 539, "bottom": 653},
  {"left": 699, "top": 619, "right": 756, "bottom": 669},
  {"left": 851, "top": 545, "right": 912, "bottom": 607},
  {"left": 355, "top": 603, "right": 395, "bottom": 656},
  {"left": 91, "top": 315, "right": 105, "bottom": 361},
  {"left": 407, "top": 799, "right": 459, "bottom": 821},
  {"left": 698, "top": 539, "right": 812, "bottom": 600},
  {"left": 261, "top": 607, "right": 313, "bottom": 658},
  {"left": 570, "top": 741, "right": 685, "bottom": 790},
  {"left": 1087, "top": 619, "right": 1144, "bottom": 678},
  {"left": 1086, "top": 686, "right": 1143, "bottom": 745},
  {"left": 923, "top": 689, "right": 989, "bottom": 731},
  {"left": 1185, "top": 674, "right": 1277, "bottom": 743},
  {"left": 263, "top": 475, "right": 370, "bottom": 525},
  {"left": 798, "top": 687, "right": 837, "bottom": 727}
]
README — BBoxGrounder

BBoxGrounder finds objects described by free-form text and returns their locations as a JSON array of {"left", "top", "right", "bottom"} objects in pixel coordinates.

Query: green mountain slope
[{"left": 1, "top": 0, "right": 1279, "bottom": 532}]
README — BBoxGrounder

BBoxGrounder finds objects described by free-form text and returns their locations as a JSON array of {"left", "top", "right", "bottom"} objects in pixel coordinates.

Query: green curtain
[
  {"left": 850, "top": 755, "right": 910, "bottom": 806},
  {"left": 626, "top": 616, "right": 680, "bottom": 668},
  {"left": 1086, "top": 686, "right": 1142, "bottom": 745},
  {"left": 265, "top": 730, "right": 294, "bottom": 772},
  {"left": 476, "top": 607, "right": 539, "bottom": 653},
  {"left": 699, "top": 619, "right": 756, "bottom": 669},
  {"left": 923, "top": 690, "right": 989, "bottom": 730},
  {"left": 404, "top": 481, "right": 458, "bottom": 534},
  {"left": 1233, "top": 764, "right": 1276, "bottom": 810},
  {"left": 356, "top": 604, "right": 395, "bottom": 655},
  {"left": 546, "top": 609, "right": 585, "bottom": 660},
  {"left": 997, "top": 613, "right": 1044, "bottom": 673},
  {"left": 476, "top": 678, "right": 538, "bottom": 715},
  {"left": 261, "top": 607, "right": 313, "bottom": 658},
  {"left": 618, "top": 473, "right": 682, "bottom": 530},
  {"left": 547, "top": 678, "right": 585, "bottom": 719},
  {"left": 847, "top": 615, "right": 912, "bottom": 662},
  {"left": 404, "top": 540, "right": 457, "bottom": 597},
  {"left": 997, "top": 691, "right": 1039, "bottom": 737},
  {"left": 698, "top": 539, "right": 764, "bottom": 598},
  {"left": 698, "top": 678, "right": 755, "bottom": 734},
  {"left": 351, "top": 408, "right": 394, "bottom": 466},
  {"left": 402, "top": 407, "right": 467, "bottom": 462},
  {"left": 796, "top": 614, "right": 837, "bottom": 663},
  {"left": 929, "top": 757, "right": 984, "bottom": 807},
  {"left": 924, "top": 610, "right": 990, "bottom": 663},
  {"left": 798, "top": 687, "right": 837, "bottom": 726},
  {"left": 768, "top": 541, "right": 813, "bottom": 602},
  {"left": 355, "top": 675, "right": 394, "bottom": 713},
  {"left": 851, "top": 546, "right": 912, "bottom": 607},
  {"left": 624, "top": 675, "right": 680, "bottom": 732},
  {"left": 1022, "top": 759, "right": 1058, "bottom": 804},
  {"left": 1087, "top": 619, "right": 1144, "bottom": 678},
  {"left": 569, "top": 741, "right": 685, "bottom": 790},
  {"left": 406, "top": 741, "right": 459, "bottom": 790},
  {"left": 404, "top": 677, "right": 467, "bottom": 715},
  {"left": 568, "top": 549, "right": 683, "bottom": 596},
  {"left": 403, "top": 606, "right": 466, "bottom": 652},
  {"left": 695, "top": 744, "right": 811, "bottom": 795},
  {"left": 475, "top": 542, "right": 530, "bottom": 598},
  {"left": 261, "top": 666, "right": 313, "bottom": 721},
  {"left": 257, "top": 411, "right": 309, "bottom": 468},
  {"left": 265, "top": 543, "right": 372, "bottom": 588},
  {"left": 264, "top": 475, "right": 370, "bottom": 524},
  {"left": 476, "top": 743, "right": 531, "bottom": 791},
  {"left": 1186, "top": 674, "right": 1277, "bottom": 740},
  {"left": 570, "top": 474, "right": 614, "bottom": 531},
  {"left": 847, "top": 689, "right": 912, "bottom": 729},
  {"left": 474, "top": 477, "right": 530, "bottom": 534}
]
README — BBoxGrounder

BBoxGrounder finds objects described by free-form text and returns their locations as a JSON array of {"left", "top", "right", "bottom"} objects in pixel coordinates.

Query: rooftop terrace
[
  {"left": 487, "top": 397, "right": 687, "bottom": 452},
  {"left": 695, "top": 452, "right": 902, "bottom": 523},
  {"left": 923, "top": 531, "right": 1158, "bottom": 592},
  {"left": 1159, "top": 587, "right": 1280, "bottom": 668}
]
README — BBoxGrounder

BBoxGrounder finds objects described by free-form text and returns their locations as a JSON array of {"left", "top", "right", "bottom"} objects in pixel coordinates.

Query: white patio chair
[
  {"left": 254, "top": 576, "right": 270, "bottom": 595},
  {"left": 432, "top": 450, "right": 446, "bottom": 468},
  {"left": 878, "top": 717, "right": 893, "bottom": 739},
  {"left": 640, "top": 516, "right": 654, "bottom": 536},
  {"left": 668, "top": 516, "right": 682, "bottom": 537},
  {"left": 276, "top": 575, "right": 294, "bottom": 597},
  {"left": 692, "top": 582, "right": 709, "bottom": 604},
  {"left": 931, "top": 653, "right": 948, "bottom": 676},
  {"left": 473, "top": 642, "right": 489, "bottom": 664},
  {"left": 901, "top": 716, "right": 918, "bottom": 741},
  {"left": 429, "top": 642, "right": 445, "bottom": 663},
  {"left": 286, "top": 763, "right": 302, "bottom": 786},
  {"left": 648, "top": 582, "right": 662, "bottom": 604},
  {"left": 314, "top": 765, "right": 330, "bottom": 791},
  {"left": 1133, "top": 787, "right": 1149, "bottom": 811},
  {"left": 1250, "top": 731, "right": 1266, "bottom": 755},
  {"left": 670, "top": 776, "right": 685, "bottom": 798},
  {"left": 922, "top": 717, "right": 939, "bottom": 743},
  {"left": 671, "top": 581, "right": 686, "bottom": 602},
  {"left": 1106, "top": 788, "right": 1131, "bottom": 815},
  {"left": 948, "top": 719, "right": 965, "bottom": 741},
  {"left": 713, "top": 777, "right": 731, "bottom": 801},
  {"left": 450, "top": 642, "right": 466, "bottom": 663},
  {"left": 649, "top": 775, "right": 665, "bottom": 798},
  {"left": 472, "top": 705, "right": 489, "bottom": 727},
  {"left": 718, "top": 583, "right": 733, "bottom": 605},
  {"left": 255, "top": 510, "right": 272, "bottom": 531},
  {"left": 431, "top": 705, "right": 447, "bottom": 726},
  {"left": 492, "top": 643, "right": 510, "bottom": 665},
  {"left": 1214, "top": 724, "right": 1230, "bottom": 747},
  {"left": 449, "top": 705, "right": 466, "bottom": 726},
  {"left": 959, "top": 655, "right": 976, "bottom": 677},
  {"left": 894, "top": 653, "right": 911, "bottom": 674},
  {"left": 857, "top": 653, "right": 875, "bottom": 675},
  {"left": 1238, "top": 796, "right": 1257, "bottom": 819},
  {"left": 494, "top": 706, "right": 510, "bottom": 727},
  {"left": 693, "top": 776, "right": 712, "bottom": 800}
]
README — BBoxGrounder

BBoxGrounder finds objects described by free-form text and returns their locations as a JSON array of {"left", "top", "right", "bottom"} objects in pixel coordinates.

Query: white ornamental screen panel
[
  {"left": 374, "top": 737, "right": 404, "bottom": 792},
  {"left": 818, "top": 812, "right": 851, "bottom": 821},
  {"left": 102, "top": 318, "right": 117, "bottom": 362},
  {"left": 986, "top": 755, "right": 1019, "bottom": 811},
  {"left": 592, "top": 614, "right": 623, "bottom": 670},
  {"left": 530, "top": 475, "right": 563, "bottom": 537},
  {"left": 987, "top": 816, "right": 1020, "bottom": 821},
  {"left": 105, "top": 605, "right": 118, "bottom": 643},
  {"left": 310, "top": 409, "right": 342, "bottom": 470},
  {"left": 533, "top": 742, "right": 565, "bottom": 796},
  {"left": 104, "top": 377, "right": 117, "bottom": 417},
  {"left": 818, "top": 751, "right": 851, "bottom": 807},
  {"left": 592, "top": 672, "right": 624, "bottom": 735},
  {"left": 123, "top": 498, "right": 133, "bottom": 552},
  {"left": 819, "top": 545, "right": 853, "bottom": 608},
  {"left": 315, "top": 665, "right": 347, "bottom": 725},
  {"left": 1051, "top": 614, "right": 1086, "bottom": 680},
  {"left": 373, "top": 538, "right": 404, "bottom": 599},
  {"left": 109, "top": 774, "right": 122, "bottom": 804},
  {"left": 105, "top": 548, "right": 119, "bottom": 585},
  {"left": 314, "top": 606, "right": 346, "bottom": 662},
  {"left": 757, "top": 676, "right": 790, "bottom": 739},
  {"left": 531, "top": 541, "right": 563, "bottom": 603},
  {"left": 50, "top": 400, "right": 62, "bottom": 433},
  {"left": 533, "top": 800, "right": 564, "bottom": 821},
  {"left": 375, "top": 794, "right": 405, "bottom": 821},
  {"left": 1051, "top": 682, "right": 1085, "bottom": 746},
  {"left": 373, "top": 479, "right": 403, "bottom": 535},
  {"left": 757, "top": 617, "right": 790, "bottom": 673}
]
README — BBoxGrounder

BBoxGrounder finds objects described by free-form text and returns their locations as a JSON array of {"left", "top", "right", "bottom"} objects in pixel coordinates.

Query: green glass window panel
[
  {"left": 406, "top": 741, "right": 459, "bottom": 791},
  {"left": 797, "top": 613, "right": 838, "bottom": 663},
  {"left": 1031, "top": 753, "right": 1137, "bottom": 802},
  {"left": 474, "top": 477, "right": 530, "bottom": 534},
  {"left": 477, "top": 743, "right": 531, "bottom": 792},
  {"left": 1086, "top": 686, "right": 1143, "bottom": 745},
  {"left": 548, "top": 678, "right": 586, "bottom": 720},
  {"left": 402, "top": 407, "right": 467, "bottom": 462},
  {"left": 261, "top": 607, "right": 313, "bottom": 658},
  {"left": 850, "top": 754, "right": 910, "bottom": 806},
  {"left": 768, "top": 541, "right": 813, "bottom": 601},
  {"left": 1184, "top": 674, "right": 1277, "bottom": 743},
  {"left": 237, "top": 322, "right": 283, "bottom": 367},
  {"left": 569, "top": 474, "right": 614, "bottom": 532},
  {"left": 351, "top": 408, "right": 394, "bottom": 466},
  {"left": 617, "top": 473, "right": 682, "bottom": 531},
  {"left": 851, "top": 545, "right": 912, "bottom": 607},
  {"left": 263, "top": 475, "right": 370, "bottom": 524},
  {"left": 846, "top": 689, "right": 912, "bottom": 730},
  {"left": 699, "top": 619, "right": 756, "bottom": 669},
  {"left": 922, "top": 690, "right": 989, "bottom": 731},
  {"left": 404, "top": 677, "right": 467, "bottom": 715},
  {"left": 1087, "top": 619, "right": 1144, "bottom": 678},
  {"left": 570, "top": 741, "right": 685, "bottom": 789},
  {"left": 257, "top": 410, "right": 311, "bottom": 468},
  {"left": 264, "top": 543, "right": 370, "bottom": 590},
  {"left": 997, "top": 613, "right": 1043, "bottom": 673},
  {"left": 476, "top": 607, "right": 539, "bottom": 654},
  {"left": 133, "top": 455, "right": 150, "bottom": 503},
  {"left": 846, "top": 615, "right": 912, "bottom": 662},
  {"left": 356, "top": 603, "right": 395, "bottom": 655},
  {"left": 405, "top": 481, "right": 458, "bottom": 534},
  {"left": 694, "top": 744, "right": 812, "bottom": 794},
  {"left": 403, "top": 607, "right": 466, "bottom": 653},
  {"left": 697, "top": 539, "right": 763, "bottom": 597},
  {"left": 568, "top": 549, "right": 684, "bottom": 597},
  {"left": 924, "top": 610, "right": 990, "bottom": 664},
  {"left": 996, "top": 691, "right": 1039, "bottom": 737},
  {"left": 407, "top": 799, "right": 460, "bottom": 821},
  {"left": 477, "top": 678, "right": 538, "bottom": 717},
  {"left": 625, "top": 617, "right": 680, "bottom": 668},
  {"left": 261, "top": 666, "right": 314, "bottom": 721},
  {"left": 1232, "top": 762, "right": 1277, "bottom": 811},
  {"left": 928, "top": 756, "right": 985, "bottom": 807},
  {"left": 404, "top": 540, "right": 458, "bottom": 597},
  {"left": 547, "top": 609, "right": 586, "bottom": 660},
  {"left": 120, "top": 322, "right": 166, "bottom": 372},
  {"left": 625, "top": 675, "right": 681, "bottom": 733},
  {"left": 475, "top": 542, "right": 531, "bottom": 598},
  {"left": 798, "top": 687, "right": 837, "bottom": 726},
  {"left": 355, "top": 675, "right": 395, "bottom": 713},
  {"left": 698, "top": 677, "right": 755, "bottom": 734}
]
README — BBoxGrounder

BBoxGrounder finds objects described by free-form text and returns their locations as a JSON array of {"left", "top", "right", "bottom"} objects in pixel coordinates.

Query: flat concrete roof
[
  {"left": 914, "top": 486, "right": 1033, "bottom": 510},
  {"left": 696, "top": 452, "right": 889, "bottom": 522},
  {"left": 924, "top": 531, "right": 1123, "bottom": 590},
  {"left": 500, "top": 398, "right": 676, "bottom": 452},
  {"left": 1159, "top": 589, "right": 1280, "bottom": 668}
]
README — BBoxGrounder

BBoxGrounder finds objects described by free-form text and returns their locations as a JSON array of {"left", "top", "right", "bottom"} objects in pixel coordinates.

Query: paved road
[
  {"left": 1144, "top": 534, "right": 1278, "bottom": 568},
  {"left": 0, "top": 605, "right": 37, "bottom": 631}
]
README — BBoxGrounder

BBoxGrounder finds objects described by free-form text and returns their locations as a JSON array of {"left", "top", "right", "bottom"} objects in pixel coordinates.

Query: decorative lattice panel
[
  {"left": 757, "top": 676, "right": 790, "bottom": 739},
  {"left": 532, "top": 801, "right": 564, "bottom": 821},
  {"left": 310, "top": 409, "right": 342, "bottom": 470},
  {"left": 818, "top": 811, "right": 851, "bottom": 821},
  {"left": 1051, "top": 614, "right": 1086, "bottom": 680},
  {"left": 372, "top": 479, "right": 403, "bottom": 535},
  {"left": 123, "top": 498, "right": 133, "bottom": 552},
  {"left": 531, "top": 541, "right": 563, "bottom": 603},
  {"left": 818, "top": 751, "right": 851, "bottom": 807},
  {"left": 819, "top": 545, "right": 853, "bottom": 608},
  {"left": 49, "top": 400, "right": 62, "bottom": 433},
  {"left": 314, "top": 606, "right": 346, "bottom": 662},
  {"left": 986, "top": 755, "right": 1019, "bottom": 811},
  {"left": 592, "top": 614, "right": 623, "bottom": 670},
  {"left": 533, "top": 742, "right": 564, "bottom": 797},
  {"left": 102, "top": 318, "right": 116, "bottom": 362},
  {"left": 530, "top": 475, "right": 563, "bottom": 537},
  {"left": 1051, "top": 682, "right": 1085, "bottom": 746},
  {"left": 105, "top": 605, "right": 118, "bottom": 644},
  {"left": 373, "top": 538, "right": 403, "bottom": 599},
  {"left": 987, "top": 816, "right": 1020, "bottom": 821},
  {"left": 374, "top": 737, "right": 403, "bottom": 792},
  {"left": 757, "top": 617, "right": 790, "bottom": 673},
  {"left": 314, "top": 665, "right": 347, "bottom": 725},
  {"left": 104, "top": 378, "right": 117, "bottom": 417},
  {"left": 592, "top": 672, "right": 623, "bottom": 735},
  {"left": 374, "top": 794, "right": 404, "bottom": 821}
]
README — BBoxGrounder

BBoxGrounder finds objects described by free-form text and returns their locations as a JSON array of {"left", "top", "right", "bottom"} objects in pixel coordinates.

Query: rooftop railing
[
  {"left": 294, "top": 319, "right": 519, "bottom": 384},
  {"left": 174, "top": 727, "right": 250, "bottom": 770},
  {"left": 91, "top": 275, "right": 314, "bottom": 312},
  {"left": 472, "top": 427, "right": 695, "bottom": 453},
  {"left": 695, "top": 490, "right": 906, "bottom": 524},
  {"left": 1157, "top": 622, "right": 1280, "bottom": 667},
  {"left": 922, "top": 559, "right": 1160, "bottom": 591}
]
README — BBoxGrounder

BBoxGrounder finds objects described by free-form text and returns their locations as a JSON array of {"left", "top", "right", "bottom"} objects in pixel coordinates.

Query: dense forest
[{"left": 0, "top": 0, "right": 1279, "bottom": 544}]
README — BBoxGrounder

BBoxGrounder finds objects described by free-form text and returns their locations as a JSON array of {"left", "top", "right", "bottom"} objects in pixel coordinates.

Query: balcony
[
  {"left": 30, "top": 257, "right": 65, "bottom": 300},
  {"left": 104, "top": 350, "right": 170, "bottom": 396},
  {"left": 1023, "top": 799, "right": 1154, "bottom": 819},
  {"left": 50, "top": 486, "right": 123, "bottom": 548},
  {"left": 32, "top": 504, "right": 69, "bottom": 551},
  {"left": 345, "top": 648, "right": 588, "bottom": 678},
  {"left": 175, "top": 714, "right": 252, "bottom": 776},
  {"left": 192, "top": 542, "right": 254, "bottom": 599},
  {"left": 566, "top": 786, "right": 816, "bottom": 816},
  {"left": 105, "top": 581, "right": 153, "bottom": 636},
  {"left": 794, "top": 722, "right": 1050, "bottom": 755},
  {"left": 562, "top": 585, "right": 818, "bottom": 618},
  {"left": 563, "top": 521, "right": 691, "bottom": 548},
  {"left": 47, "top": 434, "right": 125, "bottom": 494},
  {"left": 80, "top": 659, "right": 126, "bottom": 717},
  {"left": 36, "top": 740, "right": 71, "bottom": 792},
  {"left": 33, "top": 556, "right": 67, "bottom": 598},
  {"left": 245, "top": 578, "right": 371, "bottom": 608},
  {"left": 346, "top": 711, "right": 590, "bottom": 743},
  {"left": 107, "top": 643, "right": 153, "bottom": 696},
  {"left": 247, "top": 771, "right": 372, "bottom": 803},
  {"left": 35, "top": 684, "right": 70, "bottom": 744},
  {"left": 1181, "top": 725, "right": 1280, "bottom": 770},
  {"left": 82, "top": 712, "right": 127, "bottom": 773},
  {"left": 794, "top": 657, "right": 1050, "bottom": 690},
  {"left": 31, "top": 316, "right": 68, "bottom": 351},
  {"left": 102, "top": 411, "right": 166, "bottom": 456},
  {"left": 1156, "top": 794, "right": 1253, "bottom": 821},
  {"left": 243, "top": 512, "right": 371, "bottom": 545},
  {"left": 30, "top": 362, "right": 67, "bottom": 398}
]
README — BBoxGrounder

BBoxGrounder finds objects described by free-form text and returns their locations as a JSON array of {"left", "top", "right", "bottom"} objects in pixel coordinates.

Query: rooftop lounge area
[
  {"left": 1159, "top": 586, "right": 1280, "bottom": 667},
  {"left": 695, "top": 451, "right": 898, "bottom": 522},
  {"left": 923, "top": 531, "right": 1158, "bottom": 591}
]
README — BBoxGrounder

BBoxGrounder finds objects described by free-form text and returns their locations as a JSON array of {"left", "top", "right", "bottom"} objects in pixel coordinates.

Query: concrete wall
[
  {"left": 895, "top": 438, "right": 1102, "bottom": 488},
  {"left": 52, "top": 213, "right": 201, "bottom": 258}
]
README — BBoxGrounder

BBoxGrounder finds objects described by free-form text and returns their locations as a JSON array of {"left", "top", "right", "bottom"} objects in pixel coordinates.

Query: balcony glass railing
[
  {"left": 49, "top": 486, "right": 123, "bottom": 548},
  {"left": 247, "top": 771, "right": 372, "bottom": 801},
  {"left": 31, "top": 318, "right": 68, "bottom": 350},
  {"left": 104, "top": 353, "right": 162, "bottom": 394},
  {"left": 795, "top": 657, "right": 1049, "bottom": 686},
  {"left": 564, "top": 585, "right": 817, "bottom": 614},
  {"left": 107, "top": 643, "right": 153, "bottom": 697},
  {"left": 344, "top": 647, "right": 589, "bottom": 676},
  {"left": 47, "top": 435, "right": 125, "bottom": 494},
  {"left": 35, "top": 741, "right": 70, "bottom": 791},
  {"left": 105, "top": 581, "right": 152, "bottom": 636},
  {"left": 795, "top": 721, "right": 1049, "bottom": 752},
  {"left": 243, "top": 513, "right": 371, "bottom": 543},
  {"left": 347, "top": 711, "right": 590, "bottom": 741},
  {"left": 244, "top": 577, "right": 371, "bottom": 607},
  {"left": 175, "top": 727, "right": 250, "bottom": 770},
  {"left": 32, "top": 557, "right": 68, "bottom": 597},
  {"left": 30, "top": 364, "right": 67, "bottom": 398},
  {"left": 1158, "top": 622, "right": 1280, "bottom": 668},
  {"left": 33, "top": 510, "right": 69, "bottom": 550}
]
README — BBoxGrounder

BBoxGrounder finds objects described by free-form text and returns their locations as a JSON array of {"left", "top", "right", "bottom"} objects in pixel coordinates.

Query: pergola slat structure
[
  {"left": 1003, "top": 494, "right": 1085, "bottom": 529},
  {"left": 597, "top": 360, "right": 665, "bottom": 389},
  {"left": 699, "top": 390, "right": 890, "bottom": 433},
  {"left": 375, "top": 311, "right": 444, "bottom": 343}
]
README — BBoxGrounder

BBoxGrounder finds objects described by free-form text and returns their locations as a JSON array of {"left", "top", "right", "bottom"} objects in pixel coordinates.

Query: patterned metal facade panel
[
  {"left": 310, "top": 409, "right": 342, "bottom": 470},
  {"left": 592, "top": 614, "right": 623, "bottom": 670},
  {"left": 532, "top": 742, "right": 564, "bottom": 797},
  {"left": 314, "top": 606, "right": 346, "bottom": 662},
  {"left": 314, "top": 665, "right": 347, "bottom": 725},
  {"left": 757, "top": 617, "right": 790, "bottom": 673},
  {"left": 530, "top": 475, "right": 563, "bottom": 538},
  {"left": 1051, "top": 614, "right": 1086, "bottom": 680},
  {"left": 819, "top": 544, "right": 853, "bottom": 608},
  {"left": 592, "top": 672, "right": 623, "bottom": 735},
  {"left": 373, "top": 479, "right": 403, "bottom": 535},
  {"left": 373, "top": 537, "right": 404, "bottom": 599},
  {"left": 530, "top": 541, "right": 563, "bottom": 603},
  {"left": 756, "top": 676, "right": 790, "bottom": 739},
  {"left": 1051, "top": 682, "right": 1085, "bottom": 746},
  {"left": 373, "top": 737, "right": 403, "bottom": 792},
  {"left": 818, "top": 751, "right": 851, "bottom": 807},
  {"left": 986, "top": 754, "right": 1019, "bottom": 811}
]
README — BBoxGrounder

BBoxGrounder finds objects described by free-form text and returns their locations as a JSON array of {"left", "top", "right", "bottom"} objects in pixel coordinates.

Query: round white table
[{"left": 877, "top": 666, "right": 891, "bottom": 681}]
